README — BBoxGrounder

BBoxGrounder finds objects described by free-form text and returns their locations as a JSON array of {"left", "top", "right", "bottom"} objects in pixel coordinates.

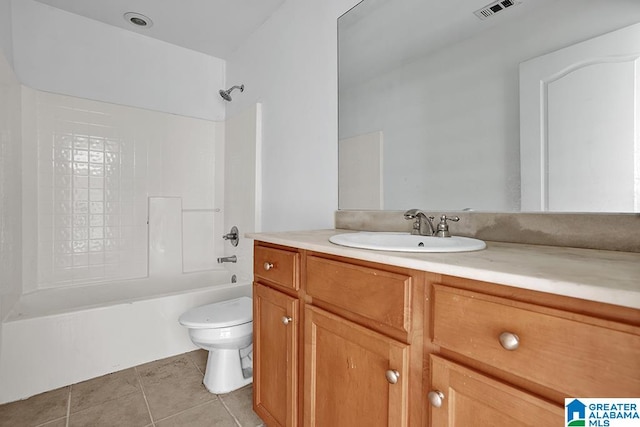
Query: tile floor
[{"left": 0, "top": 350, "right": 264, "bottom": 427}]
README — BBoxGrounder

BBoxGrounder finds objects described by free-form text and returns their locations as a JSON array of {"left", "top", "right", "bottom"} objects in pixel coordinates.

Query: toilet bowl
[{"left": 179, "top": 296, "right": 253, "bottom": 394}]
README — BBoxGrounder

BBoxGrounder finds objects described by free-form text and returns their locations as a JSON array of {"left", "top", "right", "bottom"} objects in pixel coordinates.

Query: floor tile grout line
[
  {"left": 187, "top": 351, "right": 205, "bottom": 376},
  {"left": 33, "top": 415, "right": 68, "bottom": 427},
  {"left": 134, "top": 366, "right": 156, "bottom": 427},
  {"left": 151, "top": 398, "right": 217, "bottom": 424},
  {"left": 218, "top": 394, "right": 243, "bottom": 427}
]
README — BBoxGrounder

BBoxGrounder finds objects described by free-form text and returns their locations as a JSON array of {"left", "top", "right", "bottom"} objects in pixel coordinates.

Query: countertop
[{"left": 247, "top": 229, "right": 640, "bottom": 310}]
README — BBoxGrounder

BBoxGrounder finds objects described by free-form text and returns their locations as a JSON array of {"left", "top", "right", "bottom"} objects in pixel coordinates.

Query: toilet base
[{"left": 203, "top": 348, "right": 253, "bottom": 394}]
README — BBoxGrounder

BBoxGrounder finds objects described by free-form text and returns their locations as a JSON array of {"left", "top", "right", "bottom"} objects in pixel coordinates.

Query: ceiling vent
[{"left": 474, "top": 0, "right": 522, "bottom": 20}]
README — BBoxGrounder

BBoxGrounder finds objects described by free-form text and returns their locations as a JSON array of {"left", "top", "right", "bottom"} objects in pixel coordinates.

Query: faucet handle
[
  {"left": 222, "top": 226, "right": 239, "bottom": 247},
  {"left": 440, "top": 215, "right": 459, "bottom": 222},
  {"left": 435, "top": 215, "right": 460, "bottom": 238}
]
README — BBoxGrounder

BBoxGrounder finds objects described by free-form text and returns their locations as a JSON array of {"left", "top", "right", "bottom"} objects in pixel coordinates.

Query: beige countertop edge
[{"left": 246, "top": 229, "right": 640, "bottom": 310}]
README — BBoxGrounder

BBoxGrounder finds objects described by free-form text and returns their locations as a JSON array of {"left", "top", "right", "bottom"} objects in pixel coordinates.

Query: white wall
[
  {"left": 226, "top": 0, "right": 361, "bottom": 232},
  {"left": 0, "top": 28, "right": 21, "bottom": 324},
  {"left": 338, "top": 0, "right": 640, "bottom": 211},
  {"left": 11, "top": 0, "right": 226, "bottom": 121},
  {"left": 0, "top": 0, "right": 13, "bottom": 68}
]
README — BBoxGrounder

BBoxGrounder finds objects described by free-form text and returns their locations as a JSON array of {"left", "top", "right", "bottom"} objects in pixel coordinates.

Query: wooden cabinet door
[
  {"left": 253, "top": 283, "right": 299, "bottom": 427},
  {"left": 429, "top": 355, "right": 563, "bottom": 426},
  {"left": 304, "top": 305, "right": 409, "bottom": 427}
]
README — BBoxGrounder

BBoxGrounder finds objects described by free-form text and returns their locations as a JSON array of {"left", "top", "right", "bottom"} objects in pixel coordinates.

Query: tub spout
[{"left": 217, "top": 255, "right": 237, "bottom": 264}]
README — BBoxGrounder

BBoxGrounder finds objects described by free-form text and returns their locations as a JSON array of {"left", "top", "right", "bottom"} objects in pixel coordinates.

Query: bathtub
[{"left": 0, "top": 271, "right": 251, "bottom": 404}]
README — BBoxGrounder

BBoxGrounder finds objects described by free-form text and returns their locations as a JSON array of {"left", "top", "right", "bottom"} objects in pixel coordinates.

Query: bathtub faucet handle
[{"left": 222, "top": 226, "right": 239, "bottom": 247}]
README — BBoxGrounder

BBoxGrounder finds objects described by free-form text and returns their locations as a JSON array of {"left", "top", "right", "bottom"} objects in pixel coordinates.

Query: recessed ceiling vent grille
[{"left": 474, "top": 0, "right": 522, "bottom": 20}]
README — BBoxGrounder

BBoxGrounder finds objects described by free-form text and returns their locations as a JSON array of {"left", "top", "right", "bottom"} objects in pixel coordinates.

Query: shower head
[{"left": 219, "top": 84, "right": 244, "bottom": 102}]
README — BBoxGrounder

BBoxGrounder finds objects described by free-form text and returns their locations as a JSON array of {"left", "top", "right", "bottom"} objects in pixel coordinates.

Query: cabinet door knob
[
  {"left": 282, "top": 316, "right": 292, "bottom": 325},
  {"left": 385, "top": 369, "right": 400, "bottom": 384},
  {"left": 499, "top": 331, "right": 520, "bottom": 351},
  {"left": 263, "top": 262, "right": 274, "bottom": 271},
  {"left": 428, "top": 390, "right": 445, "bottom": 408}
]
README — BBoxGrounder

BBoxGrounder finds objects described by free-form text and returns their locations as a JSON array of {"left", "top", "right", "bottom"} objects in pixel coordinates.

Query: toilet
[{"left": 179, "top": 296, "right": 253, "bottom": 394}]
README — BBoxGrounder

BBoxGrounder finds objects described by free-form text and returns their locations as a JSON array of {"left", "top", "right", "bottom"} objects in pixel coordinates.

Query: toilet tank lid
[{"left": 179, "top": 296, "right": 252, "bottom": 328}]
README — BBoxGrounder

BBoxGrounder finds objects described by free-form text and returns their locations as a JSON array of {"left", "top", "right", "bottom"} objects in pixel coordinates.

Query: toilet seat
[{"left": 179, "top": 296, "right": 252, "bottom": 329}]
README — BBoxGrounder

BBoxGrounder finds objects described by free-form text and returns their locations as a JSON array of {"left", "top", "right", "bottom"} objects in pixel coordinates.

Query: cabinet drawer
[
  {"left": 254, "top": 245, "right": 299, "bottom": 291},
  {"left": 432, "top": 285, "right": 640, "bottom": 398},
  {"left": 306, "top": 256, "right": 412, "bottom": 336}
]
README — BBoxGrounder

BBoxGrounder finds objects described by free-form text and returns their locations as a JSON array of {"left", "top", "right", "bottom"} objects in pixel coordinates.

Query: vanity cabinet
[
  {"left": 253, "top": 242, "right": 425, "bottom": 427},
  {"left": 253, "top": 244, "right": 301, "bottom": 427},
  {"left": 252, "top": 238, "right": 640, "bottom": 427},
  {"left": 426, "top": 277, "right": 640, "bottom": 426},
  {"left": 303, "top": 255, "right": 424, "bottom": 427}
]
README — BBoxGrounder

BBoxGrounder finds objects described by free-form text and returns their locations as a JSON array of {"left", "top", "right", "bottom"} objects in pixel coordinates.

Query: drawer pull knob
[
  {"left": 499, "top": 332, "right": 520, "bottom": 351},
  {"left": 282, "top": 316, "right": 292, "bottom": 325},
  {"left": 385, "top": 369, "right": 400, "bottom": 384},
  {"left": 428, "top": 390, "right": 445, "bottom": 408},
  {"left": 263, "top": 262, "right": 274, "bottom": 271}
]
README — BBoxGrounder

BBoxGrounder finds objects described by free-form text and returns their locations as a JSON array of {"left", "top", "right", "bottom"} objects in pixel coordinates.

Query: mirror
[{"left": 338, "top": 0, "right": 640, "bottom": 212}]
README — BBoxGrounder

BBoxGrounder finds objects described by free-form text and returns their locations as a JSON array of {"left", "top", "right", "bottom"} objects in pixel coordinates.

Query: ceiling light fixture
[{"left": 124, "top": 12, "right": 153, "bottom": 28}]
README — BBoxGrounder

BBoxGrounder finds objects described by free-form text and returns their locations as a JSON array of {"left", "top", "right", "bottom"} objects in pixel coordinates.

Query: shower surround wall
[
  {"left": 20, "top": 89, "right": 224, "bottom": 291},
  {"left": 5, "top": 0, "right": 230, "bottom": 292},
  {"left": 0, "top": 95, "right": 271, "bottom": 405},
  {"left": 223, "top": 104, "right": 263, "bottom": 282}
]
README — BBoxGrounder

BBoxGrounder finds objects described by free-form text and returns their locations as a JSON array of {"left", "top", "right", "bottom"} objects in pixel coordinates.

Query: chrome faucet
[
  {"left": 403, "top": 209, "right": 436, "bottom": 236},
  {"left": 217, "top": 255, "right": 237, "bottom": 264}
]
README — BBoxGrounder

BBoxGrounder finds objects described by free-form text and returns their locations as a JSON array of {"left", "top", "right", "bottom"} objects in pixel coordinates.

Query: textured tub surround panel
[
  {"left": 183, "top": 210, "right": 218, "bottom": 273},
  {"left": 149, "top": 197, "right": 184, "bottom": 276},
  {"left": 250, "top": 232, "right": 640, "bottom": 426},
  {"left": 335, "top": 210, "right": 640, "bottom": 253},
  {"left": 20, "top": 89, "right": 221, "bottom": 290},
  {"left": 247, "top": 230, "right": 640, "bottom": 309},
  {"left": 149, "top": 197, "right": 220, "bottom": 276}
]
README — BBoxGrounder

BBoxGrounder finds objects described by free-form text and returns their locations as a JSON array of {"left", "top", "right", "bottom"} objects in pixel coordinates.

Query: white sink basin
[{"left": 329, "top": 232, "right": 486, "bottom": 253}]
